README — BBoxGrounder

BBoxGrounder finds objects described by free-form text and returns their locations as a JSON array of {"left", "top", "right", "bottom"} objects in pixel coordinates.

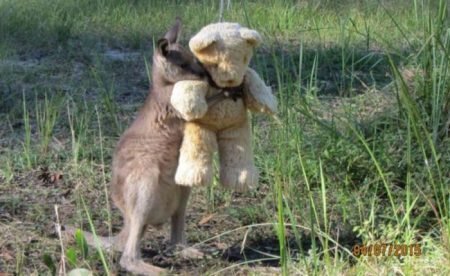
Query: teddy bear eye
[{"left": 243, "top": 56, "right": 248, "bottom": 63}]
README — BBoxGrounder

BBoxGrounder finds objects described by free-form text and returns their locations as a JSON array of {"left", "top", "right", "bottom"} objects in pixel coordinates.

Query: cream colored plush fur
[{"left": 171, "top": 22, "right": 277, "bottom": 192}]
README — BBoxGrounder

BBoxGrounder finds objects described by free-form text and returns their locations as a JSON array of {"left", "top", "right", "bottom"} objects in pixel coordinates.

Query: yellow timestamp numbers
[{"left": 352, "top": 243, "right": 422, "bottom": 257}]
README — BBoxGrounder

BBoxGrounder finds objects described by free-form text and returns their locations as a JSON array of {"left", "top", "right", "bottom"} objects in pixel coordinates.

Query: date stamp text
[{"left": 352, "top": 243, "right": 422, "bottom": 257}]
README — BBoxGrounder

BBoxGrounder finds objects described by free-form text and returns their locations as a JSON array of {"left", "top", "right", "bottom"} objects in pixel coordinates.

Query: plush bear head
[{"left": 189, "top": 22, "right": 262, "bottom": 88}]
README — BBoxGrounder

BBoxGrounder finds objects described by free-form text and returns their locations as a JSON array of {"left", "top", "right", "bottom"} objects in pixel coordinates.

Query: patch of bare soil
[
  {"left": 1, "top": 167, "right": 352, "bottom": 275},
  {"left": 104, "top": 49, "right": 140, "bottom": 62}
]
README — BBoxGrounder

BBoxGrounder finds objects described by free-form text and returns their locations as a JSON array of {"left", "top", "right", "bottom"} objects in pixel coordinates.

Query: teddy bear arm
[
  {"left": 244, "top": 68, "right": 278, "bottom": 115},
  {"left": 171, "top": 80, "right": 210, "bottom": 121}
]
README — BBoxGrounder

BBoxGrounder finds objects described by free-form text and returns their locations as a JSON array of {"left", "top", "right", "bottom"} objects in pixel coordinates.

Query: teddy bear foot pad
[{"left": 175, "top": 164, "right": 213, "bottom": 187}]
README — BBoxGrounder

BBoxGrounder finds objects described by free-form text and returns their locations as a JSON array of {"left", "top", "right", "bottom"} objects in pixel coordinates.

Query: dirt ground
[{"left": 0, "top": 167, "right": 326, "bottom": 275}]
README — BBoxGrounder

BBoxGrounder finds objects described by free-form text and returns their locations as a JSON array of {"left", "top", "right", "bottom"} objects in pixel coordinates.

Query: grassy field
[{"left": 0, "top": 0, "right": 449, "bottom": 274}]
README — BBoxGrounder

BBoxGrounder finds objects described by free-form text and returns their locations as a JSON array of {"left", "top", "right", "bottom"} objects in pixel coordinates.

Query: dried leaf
[
  {"left": 198, "top": 213, "right": 215, "bottom": 225},
  {"left": 0, "top": 251, "right": 13, "bottom": 261},
  {"left": 38, "top": 167, "right": 63, "bottom": 185},
  {"left": 50, "top": 172, "right": 63, "bottom": 183},
  {"left": 215, "top": 242, "right": 228, "bottom": 250}
]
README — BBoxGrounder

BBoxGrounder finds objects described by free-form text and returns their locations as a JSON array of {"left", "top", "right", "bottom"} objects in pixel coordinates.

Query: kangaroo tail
[{"left": 63, "top": 225, "right": 120, "bottom": 252}]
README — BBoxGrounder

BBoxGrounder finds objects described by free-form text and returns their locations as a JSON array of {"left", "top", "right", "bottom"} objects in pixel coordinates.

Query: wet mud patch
[
  {"left": 221, "top": 229, "right": 361, "bottom": 267},
  {"left": 222, "top": 234, "right": 297, "bottom": 266}
]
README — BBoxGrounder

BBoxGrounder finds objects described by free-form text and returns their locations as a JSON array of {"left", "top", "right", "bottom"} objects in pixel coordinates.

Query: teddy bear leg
[
  {"left": 175, "top": 122, "right": 217, "bottom": 186},
  {"left": 218, "top": 121, "right": 258, "bottom": 192}
]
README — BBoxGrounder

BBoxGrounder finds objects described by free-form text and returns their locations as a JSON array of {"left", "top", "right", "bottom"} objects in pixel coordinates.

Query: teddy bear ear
[
  {"left": 189, "top": 34, "right": 218, "bottom": 54},
  {"left": 240, "top": 29, "right": 262, "bottom": 47}
]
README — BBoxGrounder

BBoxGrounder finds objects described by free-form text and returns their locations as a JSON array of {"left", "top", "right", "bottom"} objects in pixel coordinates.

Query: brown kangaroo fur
[{"left": 65, "top": 18, "right": 206, "bottom": 275}]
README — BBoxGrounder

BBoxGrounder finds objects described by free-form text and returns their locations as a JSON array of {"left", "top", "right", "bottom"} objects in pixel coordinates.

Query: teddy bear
[{"left": 170, "top": 22, "right": 277, "bottom": 192}]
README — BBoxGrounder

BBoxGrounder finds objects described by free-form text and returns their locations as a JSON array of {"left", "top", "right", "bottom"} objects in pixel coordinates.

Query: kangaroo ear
[
  {"left": 164, "top": 17, "right": 182, "bottom": 43},
  {"left": 240, "top": 29, "right": 262, "bottom": 47},
  {"left": 157, "top": 38, "right": 169, "bottom": 57}
]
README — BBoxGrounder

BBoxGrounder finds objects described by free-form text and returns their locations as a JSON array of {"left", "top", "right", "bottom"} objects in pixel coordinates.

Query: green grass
[{"left": 0, "top": 0, "right": 449, "bottom": 275}]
